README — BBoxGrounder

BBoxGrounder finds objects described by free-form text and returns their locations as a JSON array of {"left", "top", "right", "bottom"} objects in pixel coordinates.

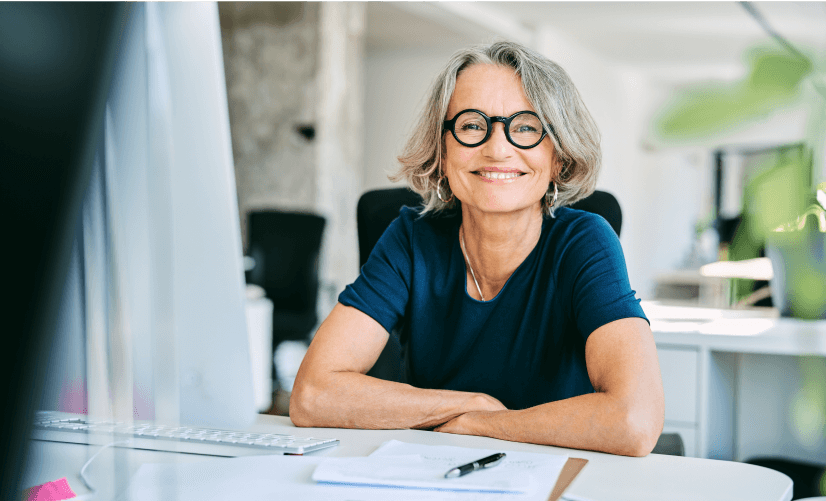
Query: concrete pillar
[
  {"left": 219, "top": 2, "right": 365, "bottom": 320},
  {"left": 219, "top": 3, "right": 320, "bottom": 246},
  {"left": 315, "top": 2, "right": 366, "bottom": 317}
]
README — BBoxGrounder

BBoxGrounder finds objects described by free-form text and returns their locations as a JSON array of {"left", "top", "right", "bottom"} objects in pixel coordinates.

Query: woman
[{"left": 290, "top": 41, "right": 664, "bottom": 457}]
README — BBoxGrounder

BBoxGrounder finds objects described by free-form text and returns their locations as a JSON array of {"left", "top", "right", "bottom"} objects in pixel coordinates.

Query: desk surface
[
  {"left": 24, "top": 414, "right": 792, "bottom": 501},
  {"left": 644, "top": 301, "right": 826, "bottom": 355}
]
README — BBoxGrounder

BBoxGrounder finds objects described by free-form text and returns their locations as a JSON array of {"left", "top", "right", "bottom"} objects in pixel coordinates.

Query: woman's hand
[
  {"left": 460, "top": 393, "right": 507, "bottom": 414},
  {"left": 433, "top": 412, "right": 478, "bottom": 435},
  {"left": 435, "top": 395, "right": 507, "bottom": 435}
]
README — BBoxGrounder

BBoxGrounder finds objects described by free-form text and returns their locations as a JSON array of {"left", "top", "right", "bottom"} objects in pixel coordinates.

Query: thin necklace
[{"left": 459, "top": 226, "right": 485, "bottom": 301}]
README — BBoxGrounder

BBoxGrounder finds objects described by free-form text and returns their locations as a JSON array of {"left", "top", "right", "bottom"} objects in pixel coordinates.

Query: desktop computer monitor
[{"left": 35, "top": 2, "right": 257, "bottom": 433}]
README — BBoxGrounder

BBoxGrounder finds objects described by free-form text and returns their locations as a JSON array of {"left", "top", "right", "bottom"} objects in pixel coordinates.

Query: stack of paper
[
  {"left": 121, "top": 440, "right": 570, "bottom": 501},
  {"left": 312, "top": 440, "right": 568, "bottom": 497}
]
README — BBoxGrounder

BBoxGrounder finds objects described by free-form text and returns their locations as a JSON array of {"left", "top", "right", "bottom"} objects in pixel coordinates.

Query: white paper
[
  {"left": 119, "top": 453, "right": 560, "bottom": 501},
  {"left": 312, "top": 440, "right": 568, "bottom": 496},
  {"left": 313, "top": 454, "right": 532, "bottom": 493}
]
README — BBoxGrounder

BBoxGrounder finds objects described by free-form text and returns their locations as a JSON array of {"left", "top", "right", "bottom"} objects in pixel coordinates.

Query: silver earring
[
  {"left": 546, "top": 182, "right": 558, "bottom": 208},
  {"left": 436, "top": 176, "right": 454, "bottom": 203}
]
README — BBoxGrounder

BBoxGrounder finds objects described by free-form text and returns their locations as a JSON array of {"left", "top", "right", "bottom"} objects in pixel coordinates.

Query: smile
[{"left": 473, "top": 170, "right": 525, "bottom": 181}]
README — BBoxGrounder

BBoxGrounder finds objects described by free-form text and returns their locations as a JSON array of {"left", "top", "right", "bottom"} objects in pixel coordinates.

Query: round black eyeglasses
[{"left": 443, "top": 109, "right": 552, "bottom": 149}]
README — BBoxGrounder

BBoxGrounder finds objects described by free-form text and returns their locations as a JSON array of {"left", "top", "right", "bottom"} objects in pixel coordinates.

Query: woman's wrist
[
  {"left": 459, "top": 393, "right": 507, "bottom": 414},
  {"left": 435, "top": 409, "right": 506, "bottom": 437}
]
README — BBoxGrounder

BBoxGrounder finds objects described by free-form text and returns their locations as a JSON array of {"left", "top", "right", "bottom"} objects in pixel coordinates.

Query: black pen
[{"left": 444, "top": 452, "right": 506, "bottom": 478}]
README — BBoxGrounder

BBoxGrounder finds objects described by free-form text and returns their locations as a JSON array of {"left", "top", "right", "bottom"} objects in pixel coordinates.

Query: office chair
[
  {"left": 651, "top": 433, "right": 684, "bottom": 457},
  {"left": 246, "top": 210, "right": 326, "bottom": 384},
  {"left": 569, "top": 189, "right": 622, "bottom": 237},
  {"left": 356, "top": 188, "right": 423, "bottom": 381},
  {"left": 357, "top": 187, "right": 425, "bottom": 267}
]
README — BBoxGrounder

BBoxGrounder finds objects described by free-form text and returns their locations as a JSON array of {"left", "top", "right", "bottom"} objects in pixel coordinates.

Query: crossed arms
[{"left": 290, "top": 303, "right": 664, "bottom": 457}]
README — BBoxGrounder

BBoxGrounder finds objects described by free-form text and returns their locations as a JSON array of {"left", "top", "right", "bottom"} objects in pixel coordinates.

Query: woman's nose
[{"left": 481, "top": 123, "right": 512, "bottom": 159}]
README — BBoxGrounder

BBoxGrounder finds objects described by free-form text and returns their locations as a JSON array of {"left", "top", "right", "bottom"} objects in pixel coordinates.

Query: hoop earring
[
  {"left": 436, "top": 176, "right": 454, "bottom": 203},
  {"left": 546, "top": 182, "right": 558, "bottom": 208}
]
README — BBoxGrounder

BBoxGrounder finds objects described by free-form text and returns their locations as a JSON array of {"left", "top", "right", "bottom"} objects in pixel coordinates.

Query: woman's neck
[{"left": 459, "top": 204, "right": 544, "bottom": 300}]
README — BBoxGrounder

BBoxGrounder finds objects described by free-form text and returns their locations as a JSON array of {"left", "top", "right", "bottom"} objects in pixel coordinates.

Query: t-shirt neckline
[{"left": 455, "top": 216, "right": 550, "bottom": 304}]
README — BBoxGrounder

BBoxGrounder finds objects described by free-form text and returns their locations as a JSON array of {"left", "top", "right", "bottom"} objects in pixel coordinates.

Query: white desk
[
  {"left": 24, "top": 414, "right": 791, "bottom": 501},
  {"left": 647, "top": 301, "right": 826, "bottom": 462}
]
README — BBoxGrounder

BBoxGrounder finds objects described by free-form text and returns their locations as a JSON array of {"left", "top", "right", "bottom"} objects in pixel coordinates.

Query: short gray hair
[{"left": 393, "top": 40, "right": 601, "bottom": 216}]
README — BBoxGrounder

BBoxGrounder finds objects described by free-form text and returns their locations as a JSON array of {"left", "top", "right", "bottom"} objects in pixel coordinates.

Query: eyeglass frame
[{"left": 442, "top": 109, "right": 556, "bottom": 150}]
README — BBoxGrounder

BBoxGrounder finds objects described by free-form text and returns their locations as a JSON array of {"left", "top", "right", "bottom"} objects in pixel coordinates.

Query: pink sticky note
[{"left": 22, "top": 477, "right": 76, "bottom": 501}]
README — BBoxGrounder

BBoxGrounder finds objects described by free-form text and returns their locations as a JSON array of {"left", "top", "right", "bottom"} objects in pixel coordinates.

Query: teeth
[{"left": 478, "top": 171, "right": 521, "bottom": 180}]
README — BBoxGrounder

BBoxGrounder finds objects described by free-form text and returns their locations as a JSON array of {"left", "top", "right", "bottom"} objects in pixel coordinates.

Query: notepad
[{"left": 311, "top": 440, "right": 568, "bottom": 495}]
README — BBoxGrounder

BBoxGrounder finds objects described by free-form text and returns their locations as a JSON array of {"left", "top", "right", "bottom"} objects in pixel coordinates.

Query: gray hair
[{"left": 393, "top": 40, "right": 601, "bottom": 216}]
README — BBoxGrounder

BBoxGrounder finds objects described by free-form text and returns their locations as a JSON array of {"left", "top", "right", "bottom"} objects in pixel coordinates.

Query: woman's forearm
[
  {"left": 290, "top": 370, "right": 505, "bottom": 430},
  {"left": 437, "top": 390, "right": 662, "bottom": 457},
  {"left": 437, "top": 318, "right": 664, "bottom": 457}
]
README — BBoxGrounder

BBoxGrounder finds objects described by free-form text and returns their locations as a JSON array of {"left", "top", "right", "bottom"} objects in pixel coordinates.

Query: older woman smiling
[{"left": 290, "top": 41, "right": 664, "bottom": 457}]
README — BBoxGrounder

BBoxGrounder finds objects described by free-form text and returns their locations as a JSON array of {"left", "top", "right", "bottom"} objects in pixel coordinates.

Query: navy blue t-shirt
[{"left": 338, "top": 206, "right": 647, "bottom": 410}]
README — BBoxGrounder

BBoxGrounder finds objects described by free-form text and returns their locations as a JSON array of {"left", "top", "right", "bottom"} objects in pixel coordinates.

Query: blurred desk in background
[
  {"left": 646, "top": 301, "right": 826, "bottom": 464},
  {"left": 653, "top": 269, "right": 730, "bottom": 307}
]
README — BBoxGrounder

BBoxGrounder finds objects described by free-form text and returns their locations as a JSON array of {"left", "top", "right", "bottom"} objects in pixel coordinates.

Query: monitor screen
[{"left": 37, "top": 2, "right": 256, "bottom": 431}]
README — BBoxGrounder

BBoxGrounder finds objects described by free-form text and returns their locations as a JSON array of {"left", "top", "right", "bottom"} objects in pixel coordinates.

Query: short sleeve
[
  {"left": 561, "top": 213, "right": 648, "bottom": 339},
  {"left": 338, "top": 209, "right": 413, "bottom": 333}
]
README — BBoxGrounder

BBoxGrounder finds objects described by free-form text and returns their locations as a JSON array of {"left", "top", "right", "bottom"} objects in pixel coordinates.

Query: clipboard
[{"left": 548, "top": 457, "right": 588, "bottom": 501}]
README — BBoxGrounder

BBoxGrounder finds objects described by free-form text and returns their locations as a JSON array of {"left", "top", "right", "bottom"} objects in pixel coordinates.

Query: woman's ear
[{"left": 555, "top": 157, "right": 569, "bottom": 182}]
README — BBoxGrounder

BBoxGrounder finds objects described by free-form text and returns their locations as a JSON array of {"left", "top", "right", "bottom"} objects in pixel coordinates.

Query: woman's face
[{"left": 443, "top": 64, "right": 556, "bottom": 216}]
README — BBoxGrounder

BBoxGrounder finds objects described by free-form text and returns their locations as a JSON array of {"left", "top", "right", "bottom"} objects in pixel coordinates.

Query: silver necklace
[{"left": 459, "top": 226, "right": 485, "bottom": 301}]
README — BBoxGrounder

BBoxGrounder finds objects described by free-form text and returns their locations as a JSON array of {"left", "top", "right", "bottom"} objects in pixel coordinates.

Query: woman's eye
[
  {"left": 460, "top": 123, "right": 483, "bottom": 131},
  {"left": 514, "top": 125, "right": 538, "bottom": 133}
]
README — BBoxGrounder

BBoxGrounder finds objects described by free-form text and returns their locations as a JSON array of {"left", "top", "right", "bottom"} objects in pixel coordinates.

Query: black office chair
[
  {"left": 651, "top": 433, "right": 685, "bottom": 457},
  {"left": 356, "top": 188, "right": 423, "bottom": 381},
  {"left": 569, "top": 189, "right": 622, "bottom": 237},
  {"left": 357, "top": 187, "right": 425, "bottom": 267},
  {"left": 246, "top": 210, "right": 326, "bottom": 384}
]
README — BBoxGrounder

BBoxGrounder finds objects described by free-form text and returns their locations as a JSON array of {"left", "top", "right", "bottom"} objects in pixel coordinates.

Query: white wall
[
  {"left": 363, "top": 45, "right": 465, "bottom": 191},
  {"left": 536, "top": 28, "right": 709, "bottom": 298}
]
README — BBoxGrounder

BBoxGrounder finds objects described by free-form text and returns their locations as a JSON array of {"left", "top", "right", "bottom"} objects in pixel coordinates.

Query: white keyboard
[{"left": 32, "top": 411, "right": 338, "bottom": 456}]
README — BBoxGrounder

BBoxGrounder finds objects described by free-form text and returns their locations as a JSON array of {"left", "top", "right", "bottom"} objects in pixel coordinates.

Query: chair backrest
[
  {"left": 357, "top": 187, "right": 424, "bottom": 267},
  {"left": 247, "top": 210, "right": 326, "bottom": 314},
  {"left": 569, "top": 190, "right": 622, "bottom": 237}
]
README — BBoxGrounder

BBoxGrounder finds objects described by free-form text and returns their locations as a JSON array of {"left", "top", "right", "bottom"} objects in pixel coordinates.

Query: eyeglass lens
[{"left": 453, "top": 111, "right": 544, "bottom": 148}]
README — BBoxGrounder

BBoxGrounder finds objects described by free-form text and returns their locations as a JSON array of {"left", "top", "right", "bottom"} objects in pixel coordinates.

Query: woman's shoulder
[
  {"left": 398, "top": 205, "right": 460, "bottom": 233},
  {"left": 375, "top": 206, "right": 458, "bottom": 253},
  {"left": 548, "top": 206, "right": 615, "bottom": 238}
]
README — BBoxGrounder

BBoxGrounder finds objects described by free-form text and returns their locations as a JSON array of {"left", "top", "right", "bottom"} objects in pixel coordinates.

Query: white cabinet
[
  {"left": 657, "top": 346, "right": 700, "bottom": 456},
  {"left": 650, "top": 304, "right": 826, "bottom": 462},
  {"left": 658, "top": 346, "right": 699, "bottom": 424}
]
